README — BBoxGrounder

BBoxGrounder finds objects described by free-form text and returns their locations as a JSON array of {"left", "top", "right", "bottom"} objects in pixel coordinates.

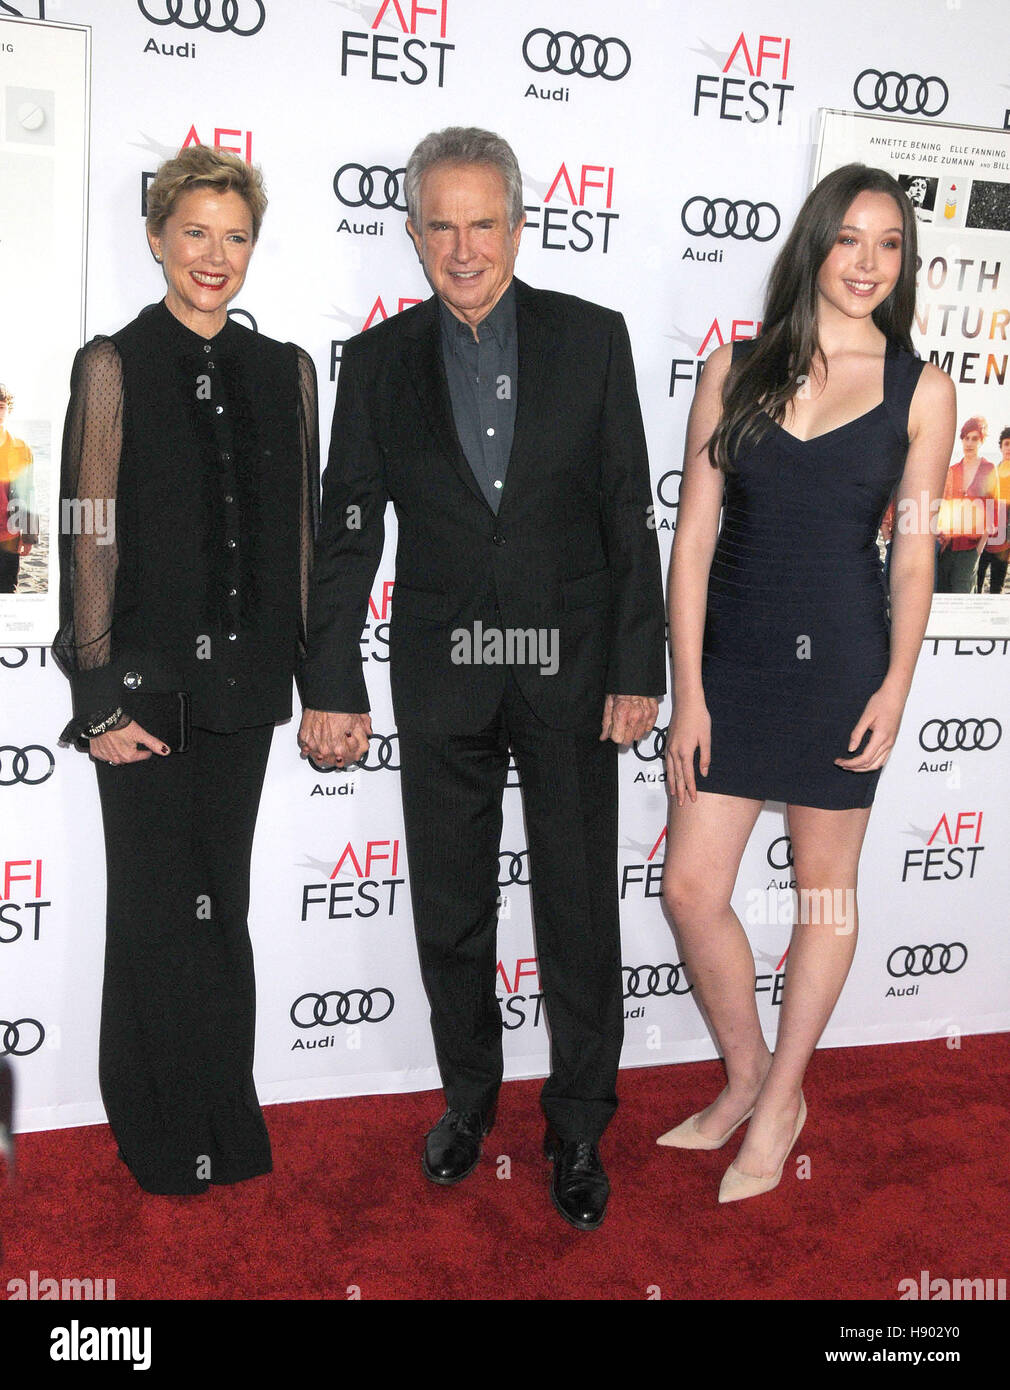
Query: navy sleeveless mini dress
[{"left": 696, "top": 337, "right": 925, "bottom": 810}]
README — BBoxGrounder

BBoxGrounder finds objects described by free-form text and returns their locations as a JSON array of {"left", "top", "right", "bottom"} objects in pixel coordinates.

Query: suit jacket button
[
  {"left": 123, "top": 671, "right": 142, "bottom": 689},
  {"left": 492, "top": 533, "right": 505, "bottom": 546}
]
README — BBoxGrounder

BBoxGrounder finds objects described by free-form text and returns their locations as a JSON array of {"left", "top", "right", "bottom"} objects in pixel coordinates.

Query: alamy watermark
[{"left": 450, "top": 621, "right": 559, "bottom": 676}]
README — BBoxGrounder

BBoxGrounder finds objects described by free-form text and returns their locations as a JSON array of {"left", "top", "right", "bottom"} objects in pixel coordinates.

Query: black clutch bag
[{"left": 74, "top": 692, "right": 192, "bottom": 754}]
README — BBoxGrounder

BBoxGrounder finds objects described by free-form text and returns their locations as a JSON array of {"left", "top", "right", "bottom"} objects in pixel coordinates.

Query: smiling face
[
  {"left": 816, "top": 190, "right": 904, "bottom": 327},
  {"left": 147, "top": 186, "right": 254, "bottom": 337},
  {"left": 406, "top": 161, "right": 524, "bottom": 331}
]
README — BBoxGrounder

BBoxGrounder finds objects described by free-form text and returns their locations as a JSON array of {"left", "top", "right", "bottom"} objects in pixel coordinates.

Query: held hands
[
  {"left": 834, "top": 682, "right": 907, "bottom": 773},
  {"left": 600, "top": 694, "right": 659, "bottom": 746},
  {"left": 298, "top": 709, "right": 372, "bottom": 768},
  {"left": 89, "top": 721, "right": 169, "bottom": 765},
  {"left": 664, "top": 695, "right": 711, "bottom": 806}
]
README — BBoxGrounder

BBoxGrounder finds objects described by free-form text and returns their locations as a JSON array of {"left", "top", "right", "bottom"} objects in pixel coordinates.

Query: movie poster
[
  {"left": 0, "top": 15, "right": 89, "bottom": 644},
  {"left": 815, "top": 109, "right": 1010, "bottom": 639}
]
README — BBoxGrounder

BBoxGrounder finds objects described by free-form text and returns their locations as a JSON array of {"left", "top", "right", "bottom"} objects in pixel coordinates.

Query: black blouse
[{"left": 54, "top": 301, "right": 319, "bottom": 733}]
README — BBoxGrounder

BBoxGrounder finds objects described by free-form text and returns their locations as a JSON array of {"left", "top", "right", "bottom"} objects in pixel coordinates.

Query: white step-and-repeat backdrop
[{"left": 3, "top": 0, "right": 1009, "bottom": 1132}]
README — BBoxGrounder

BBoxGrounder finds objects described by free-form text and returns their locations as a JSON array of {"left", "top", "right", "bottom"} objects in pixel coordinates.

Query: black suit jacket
[{"left": 302, "top": 277, "right": 666, "bottom": 736}]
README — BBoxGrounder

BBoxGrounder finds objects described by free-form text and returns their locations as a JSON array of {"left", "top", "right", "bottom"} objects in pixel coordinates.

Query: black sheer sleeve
[
  {"left": 52, "top": 337, "right": 126, "bottom": 730},
  {"left": 295, "top": 344, "right": 320, "bottom": 676}
]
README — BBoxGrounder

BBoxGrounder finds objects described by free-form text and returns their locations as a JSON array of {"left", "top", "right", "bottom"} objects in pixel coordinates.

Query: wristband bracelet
[{"left": 83, "top": 707, "right": 125, "bottom": 739}]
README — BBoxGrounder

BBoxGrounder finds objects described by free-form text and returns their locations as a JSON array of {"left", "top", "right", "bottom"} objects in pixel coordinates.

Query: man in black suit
[{"left": 299, "top": 127, "right": 665, "bottom": 1229}]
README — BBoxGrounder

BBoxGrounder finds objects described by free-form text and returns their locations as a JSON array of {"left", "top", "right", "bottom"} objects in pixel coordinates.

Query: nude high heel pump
[
  {"left": 717, "top": 1093, "right": 806, "bottom": 1203},
  {"left": 657, "top": 1105, "right": 754, "bottom": 1150}
]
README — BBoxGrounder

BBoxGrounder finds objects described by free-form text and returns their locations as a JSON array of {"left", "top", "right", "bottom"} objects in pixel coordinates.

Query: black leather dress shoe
[
  {"left": 544, "top": 1131, "right": 610, "bottom": 1230},
  {"left": 422, "top": 1108, "right": 494, "bottom": 1185}
]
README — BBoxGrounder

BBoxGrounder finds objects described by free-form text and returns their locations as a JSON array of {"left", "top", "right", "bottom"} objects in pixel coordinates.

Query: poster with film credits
[
  {"left": 0, "top": 15, "right": 89, "bottom": 644},
  {"left": 815, "top": 109, "right": 1010, "bottom": 639}
]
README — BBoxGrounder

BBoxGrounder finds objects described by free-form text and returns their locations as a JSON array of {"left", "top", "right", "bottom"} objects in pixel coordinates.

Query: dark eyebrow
[{"left": 838, "top": 223, "right": 903, "bottom": 234}]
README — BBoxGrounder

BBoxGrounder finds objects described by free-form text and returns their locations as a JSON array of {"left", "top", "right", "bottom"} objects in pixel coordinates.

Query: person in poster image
[
  {"left": 661, "top": 165, "right": 954, "bottom": 1203},
  {"left": 53, "top": 146, "right": 319, "bottom": 1196},
  {"left": 0, "top": 384, "right": 38, "bottom": 593},
  {"left": 936, "top": 416, "right": 997, "bottom": 593},
  {"left": 298, "top": 127, "right": 666, "bottom": 1231},
  {"left": 976, "top": 426, "right": 1010, "bottom": 594}
]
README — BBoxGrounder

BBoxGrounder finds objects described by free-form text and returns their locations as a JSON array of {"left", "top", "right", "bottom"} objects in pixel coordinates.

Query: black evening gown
[{"left": 55, "top": 302, "right": 319, "bottom": 1193}]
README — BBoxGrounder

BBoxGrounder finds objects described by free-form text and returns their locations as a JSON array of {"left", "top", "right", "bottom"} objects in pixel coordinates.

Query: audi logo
[
  {"left": 656, "top": 470, "right": 681, "bottom": 511},
  {"left": 632, "top": 728, "right": 667, "bottom": 763},
  {"left": 919, "top": 718, "right": 1001, "bottom": 752},
  {"left": 1, "top": 1018, "right": 45, "bottom": 1057},
  {"left": 227, "top": 308, "right": 258, "bottom": 332},
  {"left": 498, "top": 851, "right": 531, "bottom": 887},
  {"left": 137, "top": 0, "right": 265, "bottom": 36},
  {"left": 0, "top": 745, "right": 55, "bottom": 786},
  {"left": 307, "top": 732, "right": 400, "bottom": 774},
  {"left": 522, "top": 28, "right": 631, "bottom": 81},
  {"left": 681, "top": 196, "right": 780, "bottom": 243},
  {"left": 853, "top": 69, "right": 948, "bottom": 117},
  {"left": 886, "top": 944, "right": 967, "bottom": 978},
  {"left": 766, "top": 835, "right": 794, "bottom": 870},
  {"left": 623, "top": 964, "right": 693, "bottom": 998},
  {"left": 333, "top": 163, "right": 407, "bottom": 212},
  {"left": 290, "top": 989, "right": 394, "bottom": 1027}
]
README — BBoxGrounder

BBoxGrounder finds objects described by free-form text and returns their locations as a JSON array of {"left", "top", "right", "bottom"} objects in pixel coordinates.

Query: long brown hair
[{"left": 708, "top": 164, "right": 917, "bottom": 472}]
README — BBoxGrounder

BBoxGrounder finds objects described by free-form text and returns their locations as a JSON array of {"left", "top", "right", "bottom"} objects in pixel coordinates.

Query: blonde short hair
[
  {"left": 146, "top": 145, "right": 267, "bottom": 241},
  {"left": 0, "top": 383, "right": 13, "bottom": 407}
]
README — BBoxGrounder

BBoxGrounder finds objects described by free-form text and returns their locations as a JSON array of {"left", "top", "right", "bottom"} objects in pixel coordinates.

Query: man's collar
[{"left": 437, "top": 279, "right": 516, "bottom": 344}]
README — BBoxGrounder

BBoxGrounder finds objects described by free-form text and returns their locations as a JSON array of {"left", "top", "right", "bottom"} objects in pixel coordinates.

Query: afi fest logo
[
  {"left": 300, "top": 838, "right": 406, "bottom": 920},
  {"left": 141, "top": 125, "right": 253, "bottom": 214},
  {"left": 339, "top": 0, "right": 454, "bottom": 88},
  {"left": 668, "top": 317, "right": 761, "bottom": 396},
  {"left": 620, "top": 827, "right": 666, "bottom": 900},
  {"left": 497, "top": 957, "right": 544, "bottom": 1030},
  {"left": 1, "top": 858, "right": 49, "bottom": 945},
  {"left": 693, "top": 31, "right": 794, "bottom": 126},
  {"left": 523, "top": 161, "right": 620, "bottom": 255},
  {"left": 330, "top": 302, "right": 422, "bottom": 379},
  {"left": 902, "top": 811, "right": 985, "bottom": 882}
]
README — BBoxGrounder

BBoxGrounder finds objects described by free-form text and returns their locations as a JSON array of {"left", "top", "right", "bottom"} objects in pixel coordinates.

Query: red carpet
[{"left": 3, "top": 1034, "right": 1008, "bottom": 1302}]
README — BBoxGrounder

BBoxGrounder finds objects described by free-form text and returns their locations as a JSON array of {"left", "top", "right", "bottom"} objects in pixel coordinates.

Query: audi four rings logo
[
  {"left": 887, "top": 944, "right": 967, "bottom": 978},
  {"left": 333, "top": 164, "right": 407, "bottom": 212},
  {"left": 919, "top": 718, "right": 1002, "bottom": 752},
  {"left": 853, "top": 69, "right": 948, "bottom": 116},
  {"left": 633, "top": 728, "right": 667, "bottom": 762},
  {"left": 308, "top": 733, "right": 399, "bottom": 773},
  {"left": 290, "top": 990, "right": 394, "bottom": 1027},
  {"left": 1, "top": 1018, "right": 45, "bottom": 1057},
  {"left": 498, "top": 851, "right": 531, "bottom": 887},
  {"left": 137, "top": 0, "right": 265, "bottom": 35},
  {"left": 623, "top": 964, "right": 692, "bottom": 998},
  {"left": 359, "top": 733, "right": 400, "bottom": 771},
  {"left": 522, "top": 29, "right": 631, "bottom": 81},
  {"left": 681, "top": 197, "right": 781, "bottom": 243},
  {"left": 0, "top": 745, "right": 55, "bottom": 786}
]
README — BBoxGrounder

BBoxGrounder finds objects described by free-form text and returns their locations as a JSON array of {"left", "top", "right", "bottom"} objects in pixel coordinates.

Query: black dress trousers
[
  {"left": 399, "top": 675, "right": 623, "bottom": 1142},
  {"left": 94, "top": 724, "right": 274, "bottom": 1194}
]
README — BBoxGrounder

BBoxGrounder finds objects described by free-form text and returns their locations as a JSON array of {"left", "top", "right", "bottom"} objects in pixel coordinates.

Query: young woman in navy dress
[{"left": 660, "top": 165, "right": 955, "bottom": 1202}]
